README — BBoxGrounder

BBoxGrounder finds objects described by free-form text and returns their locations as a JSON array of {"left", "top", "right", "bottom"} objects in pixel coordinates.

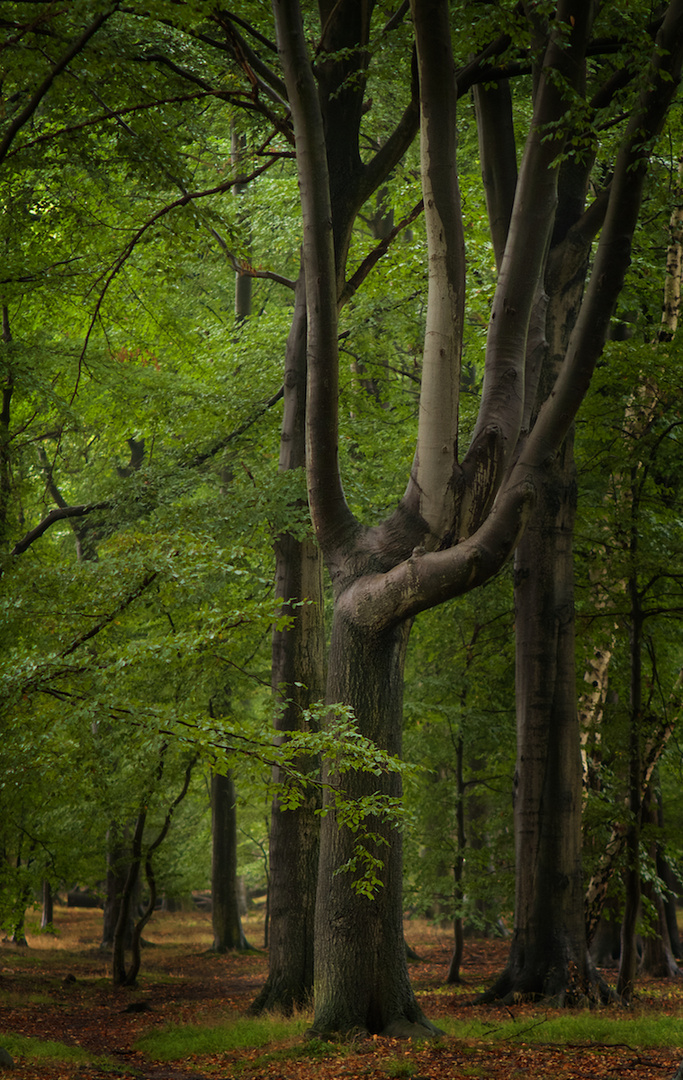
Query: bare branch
[
  {"left": 338, "top": 200, "right": 424, "bottom": 310},
  {"left": 74, "top": 157, "right": 281, "bottom": 398},
  {"left": 10, "top": 502, "right": 109, "bottom": 558}
]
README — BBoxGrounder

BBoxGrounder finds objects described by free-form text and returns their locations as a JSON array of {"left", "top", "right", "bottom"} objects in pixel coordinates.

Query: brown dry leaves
[{"left": 0, "top": 909, "right": 682, "bottom": 1080}]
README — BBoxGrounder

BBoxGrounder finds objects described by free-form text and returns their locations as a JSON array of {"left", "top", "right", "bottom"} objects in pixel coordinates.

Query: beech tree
[{"left": 271, "top": 0, "right": 683, "bottom": 1036}]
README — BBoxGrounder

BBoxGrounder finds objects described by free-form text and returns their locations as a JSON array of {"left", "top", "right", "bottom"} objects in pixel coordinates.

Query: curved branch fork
[{"left": 344, "top": 477, "right": 536, "bottom": 632}]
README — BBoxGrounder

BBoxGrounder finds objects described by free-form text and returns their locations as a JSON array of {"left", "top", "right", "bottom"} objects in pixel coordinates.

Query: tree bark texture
[
  {"left": 311, "top": 613, "right": 437, "bottom": 1037},
  {"left": 41, "top": 880, "right": 54, "bottom": 931},
  {"left": 490, "top": 436, "right": 590, "bottom": 1001},
  {"left": 211, "top": 770, "right": 248, "bottom": 952},
  {"left": 251, "top": 271, "right": 326, "bottom": 1012}
]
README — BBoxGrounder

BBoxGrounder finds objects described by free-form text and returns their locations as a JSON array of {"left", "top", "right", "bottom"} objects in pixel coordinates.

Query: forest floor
[{"left": 1, "top": 906, "right": 682, "bottom": 1080}]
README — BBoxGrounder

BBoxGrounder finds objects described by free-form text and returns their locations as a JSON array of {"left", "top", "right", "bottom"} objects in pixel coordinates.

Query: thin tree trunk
[
  {"left": 113, "top": 756, "right": 195, "bottom": 987},
  {"left": 250, "top": 270, "right": 325, "bottom": 1013},
  {"left": 231, "top": 128, "right": 252, "bottom": 322},
  {"left": 211, "top": 770, "right": 248, "bottom": 952},
  {"left": 102, "top": 827, "right": 135, "bottom": 950},
  {"left": 446, "top": 737, "right": 465, "bottom": 984},
  {"left": 41, "top": 880, "right": 54, "bottom": 931},
  {"left": 112, "top": 812, "right": 146, "bottom": 988},
  {"left": 617, "top": 575, "right": 643, "bottom": 1002},
  {"left": 0, "top": 306, "right": 13, "bottom": 553},
  {"left": 640, "top": 786, "right": 680, "bottom": 978}
]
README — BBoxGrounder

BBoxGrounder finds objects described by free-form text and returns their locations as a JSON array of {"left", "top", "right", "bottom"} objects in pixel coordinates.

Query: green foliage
[
  {"left": 0, "top": 1032, "right": 115, "bottom": 1069},
  {"left": 134, "top": 1015, "right": 309, "bottom": 1060},
  {"left": 403, "top": 583, "right": 516, "bottom": 927},
  {"left": 438, "top": 1012, "right": 683, "bottom": 1048}
]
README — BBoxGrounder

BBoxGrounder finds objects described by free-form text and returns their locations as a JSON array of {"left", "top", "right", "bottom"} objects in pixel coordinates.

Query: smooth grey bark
[
  {"left": 275, "top": 0, "right": 586, "bottom": 1035},
  {"left": 489, "top": 0, "right": 683, "bottom": 1003},
  {"left": 471, "top": 17, "right": 601, "bottom": 1003},
  {"left": 211, "top": 770, "right": 248, "bottom": 952}
]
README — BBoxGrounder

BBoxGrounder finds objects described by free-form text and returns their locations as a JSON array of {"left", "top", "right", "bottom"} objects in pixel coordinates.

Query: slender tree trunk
[
  {"left": 41, "top": 880, "right": 54, "bottom": 931},
  {"left": 102, "top": 827, "right": 136, "bottom": 950},
  {"left": 446, "top": 736, "right": 465, "bottom": 984},
  {"left": 640, "top": 786, "right": 680, "bottom": 978},
  {"left": 231, "top": 127, "right": 252, "bottom": 322},
  {"left": 617, "top": 574, "right": 643, "bottom": 1002},
  {"left": 211, "top": 770, "right": 248, "bottom": 952},
  {"left": 1, "top": 305, "right": 14, "bottom": 559},
  {"left": 112, "top": 812, "right": 145, "bottom": 988},
  {"left": 251, "top": 270, "right": 325, "bottom": 1013},
  {"left": 617, "top": 466, "right": 646, "bottom": 1002},
  {"left": 659, "top": 836, "right": 682, "bottom": 960}
]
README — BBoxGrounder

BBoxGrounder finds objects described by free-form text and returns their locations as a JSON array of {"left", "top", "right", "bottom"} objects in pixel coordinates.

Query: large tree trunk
[
  {"left": 310, "top": 613, "right": 437, "bottom": 1038},
  {"left": 250, "top": 537, "right": 323, "bottom": 1009},
  {"left": 211, "top": 770, "right": 248, "bottom": 952},
  {"left": 487, "top": 435, "right": 592, "bottom": 1001}
]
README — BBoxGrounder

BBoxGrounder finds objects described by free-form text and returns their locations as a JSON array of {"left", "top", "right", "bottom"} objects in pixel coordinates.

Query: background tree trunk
[
  {"left": 250, "top": 270, "right": 325, "bottom": 1013},
  {"left": 102, "top": 827, "right": 136, "bottom": 951},
  {"left": 41, "top": 880, "right": 54, "bottom": 931},
  {"left": 487, "top": 434, "right": 591, "bottom": 1001},
  {"left": 640, "top": 787, "right": 680, "bottom": 978},
  {"left": 211, "top": 770, "right": 248, "bottom": 952}
]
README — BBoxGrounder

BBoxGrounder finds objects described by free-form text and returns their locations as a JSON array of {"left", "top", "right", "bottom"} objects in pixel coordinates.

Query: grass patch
[
  {"left": 134, "top": 1014, "right": 309, "bottom": 1061},
  {"left": 0, "top": 991, "right": 53, "bottom": 1006},
  {"left": 437, "top": 1012, "right": 683, "bottom": 1047},
  {"left": 381, "top": 1055, "right": 419, "bottom": 1077},
  {"left": 0, "top": 1031, "right": 115, "bottom": 1069}
]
